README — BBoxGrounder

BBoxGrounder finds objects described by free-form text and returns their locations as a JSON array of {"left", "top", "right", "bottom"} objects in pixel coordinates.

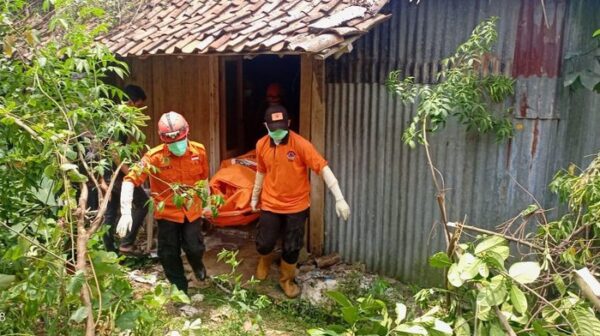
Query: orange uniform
[
  {"left": 125, "top": 141, "right": 209, "bottom": 223},
  {"left": 256, "top": 131, "right": 327, "bottom": 213}
]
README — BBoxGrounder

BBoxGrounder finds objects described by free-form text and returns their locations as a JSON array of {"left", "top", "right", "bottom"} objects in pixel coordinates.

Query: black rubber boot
[{"left": 194, "top": 261, "right": 206, "bottom": 281}]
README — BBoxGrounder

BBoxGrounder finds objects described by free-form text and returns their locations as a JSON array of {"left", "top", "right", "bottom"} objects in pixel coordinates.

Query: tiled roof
[{"left": 99, "top": 0, "right": 391, "bottom": 58}]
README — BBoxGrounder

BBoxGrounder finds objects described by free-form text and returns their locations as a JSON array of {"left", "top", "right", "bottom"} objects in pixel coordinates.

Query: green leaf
[
  {"left": 479, "top": 262, "right": 490, "bottom": 278},
  {"left": 508, "top": 261, "right": 541, "bottom": 284},
  {"left": 60, "top": 163, "right": 78, "bottom": 171},
  {"left": 532, "top": 320, "right": 549, "bottom": 336},
  {"left": 183, "top": 318, "right": 202, "bottom": 331},
  {"left": 484, "top": 250, "right": 508, "bottom": 270},
  {"left": 170, "top": 285, "right": 190, "bottom": 304},
  {"left": 594, "top": 29, "right": 600, "bottom": 38},
  {"left": 510, "top": 284, "right": 527, "bottom": 314},
  {"left": 448, "top": 263, "right": 463, "bottom": 287},
  {"left": 567, "top": 307, "right": 600, "bottom": 336},
  {"left": 474, "top": 235, "right": 506, "bottom": 255},
  {"left": 476, "top": 304, "right": 492, "bottom": 321},
  {"left": 457, "top": 253, "right": 483, "bottom": 281},
  {"left": 552, "top": 274, "right": 566, "bottom": 296},
  {"left": 489, "top": 322, "right": 504, "bottom": 336},
  {"left": 65, "top": 148, "right": 78, "bottom": 160},
  {"left": 428, "top": 252, "right": 453, "bottom": 268},
  {"left": 326, "top": 291, "right": 353, "bottom": 308},
  {"left": 173, "top": 193, "right": 184, "bottom": 208},
  {"left": 70, "top": 306, "right": 88, "bottom": 323},
  {"left": 490, "top": 245, "right": 510, "bottom": 261},
  {"left": 454, "top": 316, "right": 471, "bottom": 336},
  {"left": 115, "top": 310, "right": 139, "bottom": 330},
  {"left": 68, "top": 170, "right": 88, "bottom": 183},
  {"left": 394, "top": 324, "right": 428, "bottom": 335},
  {"left": 0, "top": 274, "right": 16, "bottom": 289},
  {"left": 67, "top": 270, "right": 85, "bottom": 295},
  {"left": 341, "top": 306, "right": 359, "bottom": 324},
  {"left": 307, "top": 329, "right": 340, "bottom": 336},
  {"left": 433, "top": 319, "right": 453, "bottom": 334},
  {"left": 43, "top": 164, "right": 57, "bottom": 178},
  {"left": 520, "top": 204, "right": 539, "bottom": 217},
  {"left": 477, "top": 275, "right": 507, "bottom": 307},
  {"left": 395, "top": 302, "right": 407, "bottom": 324}
]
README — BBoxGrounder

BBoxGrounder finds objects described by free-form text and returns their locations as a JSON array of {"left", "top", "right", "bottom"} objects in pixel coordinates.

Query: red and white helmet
[{"left": 158, "top": 111, "right": 189, "bottom": 143}]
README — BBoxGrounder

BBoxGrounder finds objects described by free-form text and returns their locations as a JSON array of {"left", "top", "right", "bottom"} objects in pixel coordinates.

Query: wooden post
[
  {"left": 300, "top": 55, "right": 313, "bottom": 139},
  {"left": 299, "top": 54, "right": 313, "bottom": 259},
  {"left": 208, "top": 55, "right": 220, "bottom": 175},
  {"left": 145, "top": 203, "right": 154, "bottom": 252},
  {"left": 310, "top": 57, "right": 326, "bottom": 257}
]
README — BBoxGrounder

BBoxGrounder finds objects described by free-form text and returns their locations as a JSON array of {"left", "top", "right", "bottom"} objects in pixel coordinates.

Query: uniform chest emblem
[
  {"left": 286, "top": 151, "right": 296, "bottom": 161},
  {"left": 191, "top": 155, "right": 200, "bottom": 161}
]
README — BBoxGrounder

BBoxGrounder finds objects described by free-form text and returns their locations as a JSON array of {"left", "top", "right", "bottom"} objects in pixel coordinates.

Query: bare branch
[
  {"left": 89, "top": 161, "right": 125, "bottom": 233},
  {"left": 447, "top": 221, "right": 544, "bottom": 251}
]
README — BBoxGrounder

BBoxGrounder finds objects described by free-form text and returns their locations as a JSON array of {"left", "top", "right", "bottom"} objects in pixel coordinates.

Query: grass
[{"left": 182, "top": 286, "right": 333, "bottom": 335}]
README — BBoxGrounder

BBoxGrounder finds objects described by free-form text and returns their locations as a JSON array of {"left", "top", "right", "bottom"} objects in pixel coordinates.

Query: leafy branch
[{"left": 386, "top": 16, "right": 515, "bottom": 148}]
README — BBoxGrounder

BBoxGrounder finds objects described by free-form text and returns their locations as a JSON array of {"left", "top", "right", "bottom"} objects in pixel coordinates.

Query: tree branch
[
  {"left": 447, "top": 222, "right": 544, "bottom": 251},
  {"left": 89, "top": 161, "right": 124, "bottom": 233},
  {"left": 0, "top": 221, "right": 75, "bottom": 267},
  {"left": 6, "top": 114, "right": 45, "bottom": 143}
]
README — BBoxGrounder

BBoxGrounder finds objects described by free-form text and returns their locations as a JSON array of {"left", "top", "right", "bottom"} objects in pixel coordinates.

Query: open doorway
[
  {"left": 206, "top": 55, "right": 302, "bottom": 281},
  {"left": 221, "top": 55, "right": 301, "bottom": 159}
]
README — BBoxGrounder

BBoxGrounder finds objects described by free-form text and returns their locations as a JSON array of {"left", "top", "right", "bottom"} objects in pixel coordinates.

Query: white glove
[
  {"left": 251, "top": 172, "right": 264, "bottom": 212},
  {"left": 116, "top": 181, "right": 134, "bottom": 237},
  {"left": 322, "top": 166, "right": 350, "bottom": 221}
]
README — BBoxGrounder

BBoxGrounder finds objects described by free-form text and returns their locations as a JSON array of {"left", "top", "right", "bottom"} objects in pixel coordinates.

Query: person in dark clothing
[{"left": 102, "top": 85, "right": 149, "bottom": 254}]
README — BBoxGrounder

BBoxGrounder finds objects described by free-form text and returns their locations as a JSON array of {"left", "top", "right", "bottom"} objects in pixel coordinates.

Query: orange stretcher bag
[{"left": 206, "top": 151, "right": 259, "bottom": 227}]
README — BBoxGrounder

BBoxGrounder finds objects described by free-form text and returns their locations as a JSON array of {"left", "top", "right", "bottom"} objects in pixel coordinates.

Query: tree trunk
[
  {"left": 75, "top": 230, "right": 95, "bottom": 336},
  {"left": 75, "top": 182, "right": 95, "bottom": 336}
]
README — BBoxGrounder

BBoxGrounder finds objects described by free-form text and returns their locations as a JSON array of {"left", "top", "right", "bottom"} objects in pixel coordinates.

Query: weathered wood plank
[{"left": 309, "top": 58, "right": 325, "bottom": 257}]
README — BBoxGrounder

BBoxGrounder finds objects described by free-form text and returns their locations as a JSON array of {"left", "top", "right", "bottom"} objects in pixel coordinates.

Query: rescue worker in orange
[
  {"left": 250, "top": 105, "right": 350, "bottom": 298},
  {"left": 117, "top": 111, "right": 210, "bottom": 294}
]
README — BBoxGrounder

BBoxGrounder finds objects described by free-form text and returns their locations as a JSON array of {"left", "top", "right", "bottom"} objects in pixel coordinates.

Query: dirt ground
[{"left": 128, "top": 221, "right": 411, "bottom": 334}]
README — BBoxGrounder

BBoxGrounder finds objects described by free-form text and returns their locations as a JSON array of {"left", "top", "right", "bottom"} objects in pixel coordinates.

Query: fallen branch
[
  {"left": 475, "top": 283, "right": 517, "bottom": 336},
  {"left": 315, "top": 253, "right": 341, "bottom": 268},
  {"left": 447, "top": 222, "right": 543, "bottom": 251},
  {"left": 211, "top": 277, "right": 233, "bottom": 295},
  {"left": 495, "top": 306, "right": 517, "bottom": 336}
]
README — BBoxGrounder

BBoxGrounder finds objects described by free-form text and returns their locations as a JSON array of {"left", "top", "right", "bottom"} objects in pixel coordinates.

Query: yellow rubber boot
[
  {"left": 279, "top": 261, "right": 300, "bottom": 298},
  {"left": 255, "top": 253, "right": 273, "bottom": 280}
]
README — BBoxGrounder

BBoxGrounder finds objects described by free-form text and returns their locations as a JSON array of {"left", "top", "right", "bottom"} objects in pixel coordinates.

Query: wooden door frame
[
  {"left": 219, "top": 56, "right": 245, "bottom": 161},
  {"left": 300, "top": 54, "right": 326, "bottom": 257},
  {"left": 208, "top": 55, "right": 220, "bottom": 176}
]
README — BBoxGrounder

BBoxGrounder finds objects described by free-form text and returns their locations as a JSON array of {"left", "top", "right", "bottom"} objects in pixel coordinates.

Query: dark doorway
[{"left": 221, "top": 55, "right": 301, "bottom": 159}]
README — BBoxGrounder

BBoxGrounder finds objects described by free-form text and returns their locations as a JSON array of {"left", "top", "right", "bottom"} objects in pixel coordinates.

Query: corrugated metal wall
[{"left": 324, "top": 0, "right": 600, "bottom": 285}]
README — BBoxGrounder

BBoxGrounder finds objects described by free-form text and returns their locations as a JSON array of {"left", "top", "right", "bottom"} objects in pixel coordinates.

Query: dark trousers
[
  {"left": 157, "top": 218, "right": 205, "bottom": 293},
  {"left": 256, "top": 209, "right": 309, "bottom": 264},
  {"left": 103, "top": 184, "right": 149, "bottom": 251}
]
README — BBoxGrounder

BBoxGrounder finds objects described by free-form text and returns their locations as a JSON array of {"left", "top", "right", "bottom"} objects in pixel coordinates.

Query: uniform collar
[{"left": 269, "top": 132, "right": 290, "bottom": 147}]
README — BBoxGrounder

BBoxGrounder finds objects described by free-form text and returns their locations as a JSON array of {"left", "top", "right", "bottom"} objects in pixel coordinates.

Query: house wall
[
  {"left": 121, "top": 55, "right": 220, "bottom": 174},
  {"left": 323, "top": 0, "right": 600, "bottom": 285},
  {"left": 120, "top": 54, "right": 327, "bottom": 249}
]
